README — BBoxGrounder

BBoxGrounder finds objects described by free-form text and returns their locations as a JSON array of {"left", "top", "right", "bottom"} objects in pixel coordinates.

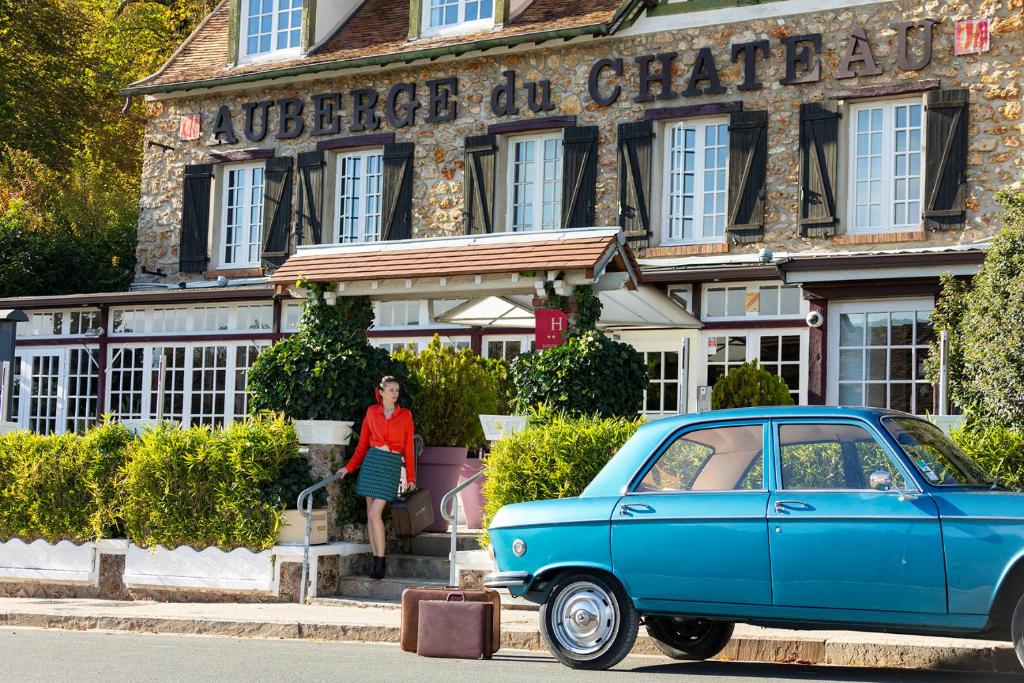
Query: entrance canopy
[{"left": 270, "top": 228, "right": 640, "bottom": 299}]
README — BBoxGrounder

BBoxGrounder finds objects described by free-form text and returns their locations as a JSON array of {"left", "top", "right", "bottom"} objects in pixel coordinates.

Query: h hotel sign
[{"left": 535, "top": 309, "right": 569, "bottom": 350}]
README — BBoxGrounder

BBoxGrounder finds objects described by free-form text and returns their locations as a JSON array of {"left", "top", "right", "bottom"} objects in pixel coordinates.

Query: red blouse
[{"left": 344, "top": 404, "right": 416, "bottom": 482}]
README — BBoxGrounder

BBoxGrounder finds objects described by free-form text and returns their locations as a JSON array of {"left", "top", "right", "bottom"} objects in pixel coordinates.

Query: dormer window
[
  {"left": 424, "top": 0, "right": 494, "bottom": 36},
  {"left": 241, "top": 0, "right": 303, "bottom": 63}
]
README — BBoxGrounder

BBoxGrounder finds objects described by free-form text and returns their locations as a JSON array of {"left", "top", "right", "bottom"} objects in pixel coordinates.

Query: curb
[{"left": 0, "top": 610, "right": 1018, "bottom": 674}]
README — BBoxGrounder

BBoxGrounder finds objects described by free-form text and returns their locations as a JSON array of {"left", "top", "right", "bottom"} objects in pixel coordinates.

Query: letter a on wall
[{"left": 535, "top": 309, "right": 569, "bottom": 350}]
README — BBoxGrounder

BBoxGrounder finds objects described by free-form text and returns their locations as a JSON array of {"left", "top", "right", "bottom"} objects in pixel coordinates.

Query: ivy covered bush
[
  {"left": 480, "top": 409, "right": 643, "bottom": 544},
  {"left": 248, "top": 285, "right": 411, "bottom": 427},
  {"left": 711, "top": 360, "right": 794, "bottom": 410},
  {"left": 0, "top": 420, "right": 133, "bottom": 542}
]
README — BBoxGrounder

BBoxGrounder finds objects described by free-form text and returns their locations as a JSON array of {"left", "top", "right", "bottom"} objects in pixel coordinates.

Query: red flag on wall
[{"left": 535, "top": 309, "right": 569, "bottom": 350}]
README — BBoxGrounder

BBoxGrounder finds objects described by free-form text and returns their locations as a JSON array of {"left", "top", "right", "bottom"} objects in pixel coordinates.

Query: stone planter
[
  {"left": 0, "top": 539, "right": 98, "bottom": 585},
  {"left": 123, "top": 544, "right": 276, "bottom": 593},
  {"left": 294, "top": 419, "right": 354, "bottom": 446},
  {"left": 458, "top": 457, "right": 487, "bottom": 530},
  {"left": 417, "top": 446, "right": 469, "bottom": 532},
  {"left": 277, "top": 508, "right": 329, "bottom": 545}
]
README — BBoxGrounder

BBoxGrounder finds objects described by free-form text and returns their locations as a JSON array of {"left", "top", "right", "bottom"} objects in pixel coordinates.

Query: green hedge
[
  {"left": 121, "top": 416, "right": 299, "bottom": 551},
  {"left": 480, "top": 411, "right": 643, "bottom": 544},
  {"left": 0, "top": 420, "right": 132, "bottom": 542},
  {"left": 950, "top": 419, "right": 1024, "bottom": 491}
]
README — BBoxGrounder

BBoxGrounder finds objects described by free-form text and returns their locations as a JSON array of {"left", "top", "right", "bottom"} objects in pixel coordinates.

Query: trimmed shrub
[
  {"left": 950, "top": 419, "right": 1024, "bottom": 491},
  {"left": 510, "top": 330, "right": 647, "bottom": 419},
  {"left": 477, "top": 355, "right": 516, "bottom": 416},
  {"left": 0, "top": 419, "right": 133, "bottom": 542},
  {"left": 711, "top": 360, "right": 794, "bottom": 410},
  {"left": 480, "top": 411, "right": 643, "bottom": 544},
  {"left": 120, "top": 416, "right": 298, "bottom": 550}
]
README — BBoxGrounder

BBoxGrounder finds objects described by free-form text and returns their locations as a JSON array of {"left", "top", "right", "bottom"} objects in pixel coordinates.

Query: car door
[
  {"left": 611, "top": 420, "right": 772, "bottom": 606},
  {"left": 767, "top": 418, "right": 946, "bottom": 614}
]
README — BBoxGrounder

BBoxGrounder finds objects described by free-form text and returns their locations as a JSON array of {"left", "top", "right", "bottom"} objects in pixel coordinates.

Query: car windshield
[{"left": 881, "top": 417, "right": 990, "bottom": 487}]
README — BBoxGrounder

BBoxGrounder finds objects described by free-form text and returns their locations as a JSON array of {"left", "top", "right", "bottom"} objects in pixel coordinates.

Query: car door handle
[
  {"left": 619, "top": 503, "right": 655, "bottom": 517},
  {"left": 774, "top": 500, "right": 810, "bottom": 513}
]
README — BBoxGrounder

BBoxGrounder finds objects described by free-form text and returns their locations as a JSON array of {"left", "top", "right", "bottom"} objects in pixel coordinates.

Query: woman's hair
[{"left": 379, "top": 375, "right": 400, "bottom": 388}]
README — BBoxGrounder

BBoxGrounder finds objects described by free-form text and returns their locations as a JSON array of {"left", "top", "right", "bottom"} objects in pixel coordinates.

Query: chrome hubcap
[{"left": 551, "top": 581, "right": 618, "bottom": 657}]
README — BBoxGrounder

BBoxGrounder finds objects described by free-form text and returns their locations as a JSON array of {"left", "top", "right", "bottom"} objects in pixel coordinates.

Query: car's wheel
[
  {"left": 645, "top": 616, "right": 735, "bottom": 661},
  {"left": 539, "top": 571, "right": 639, "bottom": 670},
  {"left": 1011, "top": 592, "right": 1024, "bottom": 668}
]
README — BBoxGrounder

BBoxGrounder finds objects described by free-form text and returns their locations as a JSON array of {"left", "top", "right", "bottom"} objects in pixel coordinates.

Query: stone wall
[{"left": 136, "top": 0, "right": 1023, "bottom": 281}]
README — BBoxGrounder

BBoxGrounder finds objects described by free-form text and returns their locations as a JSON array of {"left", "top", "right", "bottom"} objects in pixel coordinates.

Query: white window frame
[
  {"left": 660, "top": 117, "right": 729, "bottom": 246},
  {"left": 108, "top": 303, "right": 275, "bottom": 336},
  {"left": 700, "top": 281, "right": 808, "bottom": 322},
  {"left": 700, "top": 329, "right": 809, "bottom": 406},
  {"left": 421, "top": 0, "right": 495, "bottom": 37},
  {"left": 506, "top": 132, "right": 563, "bottom": 233},
  {"left": 333, "top": 148, "right": 384, "bottom": 244},
  {"left": 13, "top": 346, "right": 101, "bottom": 435},
  {"left": 827, "top": 298, "right": 935, "bottom": 415},
  {"left": 845, "top": 97, "right": 925, "bottom": 234},
  {"left": 219, "top": 162, "right": 265, "bottom": 268},
  {"left": 482, "top": 335, "right": 534, "bottom": 361},
  {"left": 239, "top": 0, "right": 303, "bottom": 64}
]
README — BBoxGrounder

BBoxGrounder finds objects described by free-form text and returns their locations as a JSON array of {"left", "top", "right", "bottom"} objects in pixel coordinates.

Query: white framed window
[
  {"left": 17, "top": 309, "right": 100, "bottom": 338},
  {"left": 13, "top": 347, "right": 100, "bottom": 435},
  {"left": 847, "top": 99, "right": 924, "bottom": 233},
  {"left": 642, "top": 350, "right": 681, "bottom": 416},
  {"left": 507, "top": 133, "right": 562, "bottom": 232},
  {"left": 375, "top": 301, "right": 421, "bottom": 328},
  {"left": 483, "top": 335, "right": 534, "bottom": 362},
  {"left": 423, "top": 0, "right": 494, "bottom": 36},
  {"left": 828, "top": 299, "right": 935, "bottom": 414},
  {"left": 241, "top": 0, "right": 303, "bottom": 62},
  {"left": 335, "top": 149, "right": 384, "bottom": 244},
  {"left": 703, "top": 330, "right": 808, "bottom": 405},
  {"left": 221, "top": 163, "right": 264, "bottom": 267},
  {"left": 662, "top": 118, "right": 728, "bottom": 244},
  {"left": 702, "top": 282, "right": 806, "bottom": 321},
  {"left": 108, "top": 303, "right": 276, "bottom": 336},
  {"left": 282, "top": 302, "right": 302, "bottom": 332},
  {"left": 667, "top": 285, "right": 695, "bottom": 314}
]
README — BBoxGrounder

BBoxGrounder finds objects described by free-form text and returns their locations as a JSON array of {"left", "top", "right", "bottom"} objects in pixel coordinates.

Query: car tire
[
  {"left": 645, "top": 616, "right": 735, "bottom": 661},
  {"left": 1011, "top": 592, "right": 1024, "bottom": 668},
  {"left": 539, "top": 571, "right": 639, "bottom": 670}
]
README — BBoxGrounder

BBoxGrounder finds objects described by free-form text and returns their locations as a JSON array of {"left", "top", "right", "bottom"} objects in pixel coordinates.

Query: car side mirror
[{"left": 869, "top": 470, "right": 892, "bottom": 491}]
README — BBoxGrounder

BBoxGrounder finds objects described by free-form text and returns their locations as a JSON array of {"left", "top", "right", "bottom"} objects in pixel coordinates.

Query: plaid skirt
[{"left": 355, "top": 447, "right": 402, "bottom": 503}]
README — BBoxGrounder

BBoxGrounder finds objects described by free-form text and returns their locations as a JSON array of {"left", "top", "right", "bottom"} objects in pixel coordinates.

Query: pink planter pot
[
  {"left": 417, "top": 446, "right": 468, "bottom": 533},
  {"left": 458, "top": 458, "right": 487, "bottom": 531}
]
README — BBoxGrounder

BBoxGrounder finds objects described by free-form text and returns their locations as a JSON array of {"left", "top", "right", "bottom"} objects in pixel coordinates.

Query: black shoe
[
  {"left": 370, "top": 556, "right": 384, "bottom": 580},
  {"left": 379, "top": 556, "right": 387, "bottom": 580}
]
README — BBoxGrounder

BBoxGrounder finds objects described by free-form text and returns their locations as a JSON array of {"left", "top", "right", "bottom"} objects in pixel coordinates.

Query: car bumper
[{"left": 483, "top": 571, "right": 531, "bottom": 589}]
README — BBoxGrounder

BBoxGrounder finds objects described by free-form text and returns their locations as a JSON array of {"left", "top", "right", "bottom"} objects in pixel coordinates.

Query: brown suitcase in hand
[
  {"left": 416, "top": 596, "right": 493, "bottom": 660},
  {"left": 392, "top": 488, "right": 434, "bottom": 538},
  {"left": 400, "top": 587, "right": 501, "bottom": 654}
]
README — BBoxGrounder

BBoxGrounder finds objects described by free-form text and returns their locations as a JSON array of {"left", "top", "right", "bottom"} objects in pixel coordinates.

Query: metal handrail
[
  {"left": 295, "top": 469, "right": 341, "bottom": 603},
  {"left": 439, "top": 469, "right": 485, "bottom": 587}
]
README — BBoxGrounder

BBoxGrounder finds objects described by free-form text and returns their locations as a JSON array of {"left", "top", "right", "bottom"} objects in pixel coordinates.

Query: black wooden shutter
[
  {"left": 799, "top": 101, "right": 840, "bottom": 237},
  {"left": 924, "top": 89, "right": 969, "bottom": 231},
  {"left": 296, "top": 150, "right": 326, "bottom": 246},
  {"left": 261, "top": 156, "right": 294, "bottom": 268},
  {"left": 179, "top": 164, "right": 213, "bottom": 273},
  {"left": 561, "top": 126, "right": 599, "bottom": 229},
  {"left": 617, "top": 121, "right": 654, "bottom": 251},
  {"left": 382, "top": 142, "right": 414, "bottom": 241},
  {"left": 726, "top": 110, "right": 768, "bottom": 244},
  {"left": 464, "top": 134, "right": 497, "bottom": 235}
]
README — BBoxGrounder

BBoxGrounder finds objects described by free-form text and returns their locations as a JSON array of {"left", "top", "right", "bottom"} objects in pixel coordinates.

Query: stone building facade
[{"left": 1, "top": 0, "right": 1021, "bottom": 433}]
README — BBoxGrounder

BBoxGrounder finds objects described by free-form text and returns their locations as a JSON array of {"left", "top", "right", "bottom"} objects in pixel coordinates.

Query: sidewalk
[{"left": 0, "top": 596, "right": 1018, "bottom": 674}]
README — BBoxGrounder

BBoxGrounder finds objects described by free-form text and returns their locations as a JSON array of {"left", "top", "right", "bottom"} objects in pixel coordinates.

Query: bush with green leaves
[
  {"left": 0, "top": 420, "right": 133, "bottom": 542},
  {"left": 711, "top": 360, "right": 794, "bottom": 410},
  {"left": 393, "top": 335, "right": 498, "bottom": 448},
  {"left": 480, "top": 410, "right": 643, "bottom": 544},
  {"left": 950, "top": 418, "right": 1024, "bottom": 491},
  {"left": 477, "top": 355, "right": 516, "bottom": 416},
  {"left": 926, "top": 190, "right": 1024, "bottom": 427},
  {"left": 247, "top": 286, "right": 411, "bottom": 427},
  {"left": 120, "top": 416, "right": 299, "bottom": 550},
  {"left": 510, "top": 330, "right": 647, "bottom": 419}
]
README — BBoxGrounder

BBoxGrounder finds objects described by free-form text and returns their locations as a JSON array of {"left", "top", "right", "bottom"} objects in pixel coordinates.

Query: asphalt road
[{"left": 1, "top": 628, "right": 1018, "bottom": 683}]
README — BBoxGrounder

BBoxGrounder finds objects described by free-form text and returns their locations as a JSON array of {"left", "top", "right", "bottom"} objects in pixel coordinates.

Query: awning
[
  {"left": 270, "top": 228, "right": 640, "bottom": 299},
  {"left": 436, "top": 296, "right": 535, "bottom": 327}
]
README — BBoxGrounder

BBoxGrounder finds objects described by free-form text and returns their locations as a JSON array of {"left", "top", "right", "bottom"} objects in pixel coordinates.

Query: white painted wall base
[{"left": 0, "top": 539, "right": 98, "bottom": 585}]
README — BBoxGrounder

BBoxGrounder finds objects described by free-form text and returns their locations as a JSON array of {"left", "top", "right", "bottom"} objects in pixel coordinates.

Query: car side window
[
  {"left": 779, "top": 423, "right": 907, "bottom": 491},
  {"left": 638, "top": 424, "right": 764, "bottom": 492}
]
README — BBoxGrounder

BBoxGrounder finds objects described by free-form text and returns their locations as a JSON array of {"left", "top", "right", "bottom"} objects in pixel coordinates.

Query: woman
[{"left": 338, "top": 376, "right": 415, "bottom": 580}]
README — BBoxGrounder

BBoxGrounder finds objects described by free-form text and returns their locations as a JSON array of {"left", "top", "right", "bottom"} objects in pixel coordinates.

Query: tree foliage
[{"left": 711, "top": 360, "right": 794, "bottom": 410}]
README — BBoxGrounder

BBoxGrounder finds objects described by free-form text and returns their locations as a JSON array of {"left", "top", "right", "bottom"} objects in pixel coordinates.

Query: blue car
[{"left": 484, "top": 407, "right": 1024, "bottom": 670}]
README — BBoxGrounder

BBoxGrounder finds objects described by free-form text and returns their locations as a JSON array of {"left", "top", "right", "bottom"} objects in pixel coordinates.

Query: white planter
[
  {"left": 121, "top": 419, "right": 165, "bottom": 436},
  {"left": 0, "top": 539, "right": 98, "bottom": 585},
  {"left": 930, "top": 415, "right": 968, "bottom": 435},
  {"left": 479, "top": 414, "right": 528, "bottom": 442},
  {"left": 124, "top": 544, "right": 277, "bottom": 593},
  {"left": 0, "top": 422, "right": 21, "bottom": 435},
  {"left": 294, "top": 419, "right": 353, "bottom": 446}
]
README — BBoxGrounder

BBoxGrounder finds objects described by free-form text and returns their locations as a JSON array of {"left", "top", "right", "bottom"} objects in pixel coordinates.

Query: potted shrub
[
  {"left": 248, "top": 284, "right": 410, "bottom": 445},
  {"left": 394, "top": 336, "right": 498, "bottom": 532},
  {"left": 710, "top": 360, "right": 794, "bottom": 409}
]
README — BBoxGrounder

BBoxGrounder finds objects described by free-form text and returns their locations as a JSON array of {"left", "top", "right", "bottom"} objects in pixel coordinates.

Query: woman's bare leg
[
  {"left": 368, "top": 498, "right": 388, "bottom": 557},
  {"left": 365, "top": 497, "right": 378, "bottom": 556}
]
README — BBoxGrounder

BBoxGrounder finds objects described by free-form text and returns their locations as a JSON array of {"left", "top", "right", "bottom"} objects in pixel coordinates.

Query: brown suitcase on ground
[
  {"left": 400, "top": 586, "right": 501, "bottom": 654},
  {"left": 391, "top": 487, "right": 434, "bottom": 538},
  {"left": 416, "top": 596, "right": 493, "bottom": 660}
]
